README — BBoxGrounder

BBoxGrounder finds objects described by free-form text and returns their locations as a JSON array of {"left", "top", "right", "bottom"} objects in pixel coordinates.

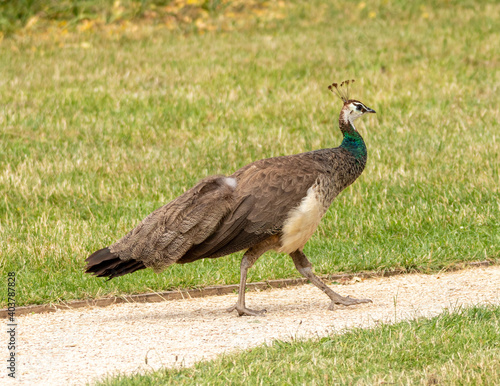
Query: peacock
[{"left": 86, "top": 80, "right": 376, "bottom": 316}]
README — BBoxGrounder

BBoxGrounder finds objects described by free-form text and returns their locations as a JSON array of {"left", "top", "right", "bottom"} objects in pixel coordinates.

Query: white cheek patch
[{"left": 348, "top": 112, "right": 361, "bottom": 127}]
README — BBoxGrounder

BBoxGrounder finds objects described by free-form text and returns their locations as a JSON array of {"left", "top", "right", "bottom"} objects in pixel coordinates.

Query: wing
[
  {"left": 109, "top": 149, "right": 343, "bottom": 269},
  {"left": 178, "top": 151, "right": 332, "bottom": 263},
  {"left": 109, "top": 175, "right": 237, "bottom": 271}
]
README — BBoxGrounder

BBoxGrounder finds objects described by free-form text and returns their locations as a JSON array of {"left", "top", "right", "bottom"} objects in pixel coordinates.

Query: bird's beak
[{"left": 366, "top": 107, "right": 376, "bottom": 114}]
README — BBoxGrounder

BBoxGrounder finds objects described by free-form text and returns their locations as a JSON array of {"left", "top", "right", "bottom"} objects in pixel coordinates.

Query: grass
[
  {"left": 1, "top": 0, "right": 499, "bottom": 307},
  {"left": 98, "top": 304, "right": 500, "bottom": 385},
  {"left": 0, "top": 0, "right": 283, "bottom": 37}
]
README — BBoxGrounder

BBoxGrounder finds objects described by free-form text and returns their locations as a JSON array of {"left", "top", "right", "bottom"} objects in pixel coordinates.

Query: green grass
[
  {"left": 0, "top": 0, "right": 281, "bottom": 36},
  {"left": 1, "top": 0, "right": 499, "bottom": 307},
  {"left": 98, "top": 305, "right": 500, "bottom": 385}
]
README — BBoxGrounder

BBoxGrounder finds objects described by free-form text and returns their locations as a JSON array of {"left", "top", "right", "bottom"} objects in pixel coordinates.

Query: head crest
[{"left": 328, "top": 79, "right": 355, "bottom": 103}]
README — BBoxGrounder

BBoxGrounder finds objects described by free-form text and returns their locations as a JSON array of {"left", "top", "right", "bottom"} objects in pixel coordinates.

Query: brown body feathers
[{"left": 86, "top": 81, "right": 376, "bottom": 315}]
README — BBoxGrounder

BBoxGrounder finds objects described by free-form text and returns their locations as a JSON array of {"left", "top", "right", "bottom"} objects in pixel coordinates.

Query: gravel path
[{"left": 4, "top": 265, "right": 500, "bottom": 385}]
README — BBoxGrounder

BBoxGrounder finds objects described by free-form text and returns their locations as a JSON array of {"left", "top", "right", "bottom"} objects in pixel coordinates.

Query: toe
[
  {"left": 226, "top": 304, "right": 267, "bottom": 316},
  {"left": 237, "top": 307, "right": 267, "bottom": 317},
  {"left": 335, "top": 296, "right": 372, "bottom": 306}
]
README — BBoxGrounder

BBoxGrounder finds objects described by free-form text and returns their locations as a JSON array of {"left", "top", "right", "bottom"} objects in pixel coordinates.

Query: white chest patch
[{"left": 278, "top": 186, "right": 325, "bottom": 254}]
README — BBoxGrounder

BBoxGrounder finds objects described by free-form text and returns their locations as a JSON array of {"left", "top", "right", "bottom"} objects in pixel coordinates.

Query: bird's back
[
  {"left": 180, "top": 146, "right": 365, "bottom": 261},
  {"left": 105, "top": 145, "right": 365, "bottom": 270}
]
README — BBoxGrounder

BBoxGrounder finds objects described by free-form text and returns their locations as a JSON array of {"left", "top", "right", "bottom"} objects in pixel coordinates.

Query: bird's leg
[
  {"left": 226, "top": 248, "right": 267, "bottom": 316},
  {"left": 226, "top": 236, "right": 282, "bottom": 317},
  {"left": 290, "top": 250, "right": 372, "bottom": 310}
]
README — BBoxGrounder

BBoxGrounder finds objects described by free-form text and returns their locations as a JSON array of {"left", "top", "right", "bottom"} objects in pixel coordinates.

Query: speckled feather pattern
[
  {"left": 108, "top": 146, "right": 366, "bottom": 271},
  {"left": 109, "top": 175, "right": 237, "bottom": 271},
  {"left": 94, "top": 100, "right": 369, "bottom": 273}
]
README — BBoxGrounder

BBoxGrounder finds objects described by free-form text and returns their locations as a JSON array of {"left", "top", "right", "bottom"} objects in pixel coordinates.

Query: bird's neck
[{"left": 339, "top": 113, "right": 367, "bottom": 161}]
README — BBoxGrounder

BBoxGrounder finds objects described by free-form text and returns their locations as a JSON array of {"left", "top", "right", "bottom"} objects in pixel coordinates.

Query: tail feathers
[{"left": 85, "top": 247, "right": 146, "bottom": 280}]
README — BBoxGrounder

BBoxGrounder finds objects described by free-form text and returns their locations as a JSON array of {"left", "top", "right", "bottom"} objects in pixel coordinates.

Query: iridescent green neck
[
  {"left": 338, "top": 109, "right": 367, "bottom": 161},
  {"left": 341, "top": 130, "right": 367, "bottom": 160}
]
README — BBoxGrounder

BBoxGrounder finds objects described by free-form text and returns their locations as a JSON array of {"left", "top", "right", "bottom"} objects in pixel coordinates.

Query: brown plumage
[{"left": 86, "top": 81, "right": 376, "bottom": 316}]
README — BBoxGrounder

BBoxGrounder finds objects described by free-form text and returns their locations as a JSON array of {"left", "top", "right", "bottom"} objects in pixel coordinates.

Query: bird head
[
  {"left": 328, "top": 80, "right": 376, "bottom": 129},
  {"left": 343, "top": 99, "right": 376, "bottom": 121}
]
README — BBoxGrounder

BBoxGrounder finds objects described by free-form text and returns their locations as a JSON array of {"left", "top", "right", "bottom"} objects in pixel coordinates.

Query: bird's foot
[
  {"left": 226, "top": 304, "right": 267, "bottom": 317},
  {"left": 328, "top": 296, "right": 372, "bottom": 310}
]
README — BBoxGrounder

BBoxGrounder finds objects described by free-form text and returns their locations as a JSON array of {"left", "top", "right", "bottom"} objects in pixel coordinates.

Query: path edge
[{"left": 2, "top": 260, "right": 495, "bottom": 318}]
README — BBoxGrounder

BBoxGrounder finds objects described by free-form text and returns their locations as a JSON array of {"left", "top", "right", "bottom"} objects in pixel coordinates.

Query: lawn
[
  {"left": 0, "top": 0, "right": 499, "bottom": 307},
  {"left": 99, "top": 305, "right": 500, "bottom": 385}
]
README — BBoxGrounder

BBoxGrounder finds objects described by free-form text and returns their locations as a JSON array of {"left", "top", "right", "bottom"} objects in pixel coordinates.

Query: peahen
[{"left": 86, "top": 80, "right": 376, "bottom": 316}]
